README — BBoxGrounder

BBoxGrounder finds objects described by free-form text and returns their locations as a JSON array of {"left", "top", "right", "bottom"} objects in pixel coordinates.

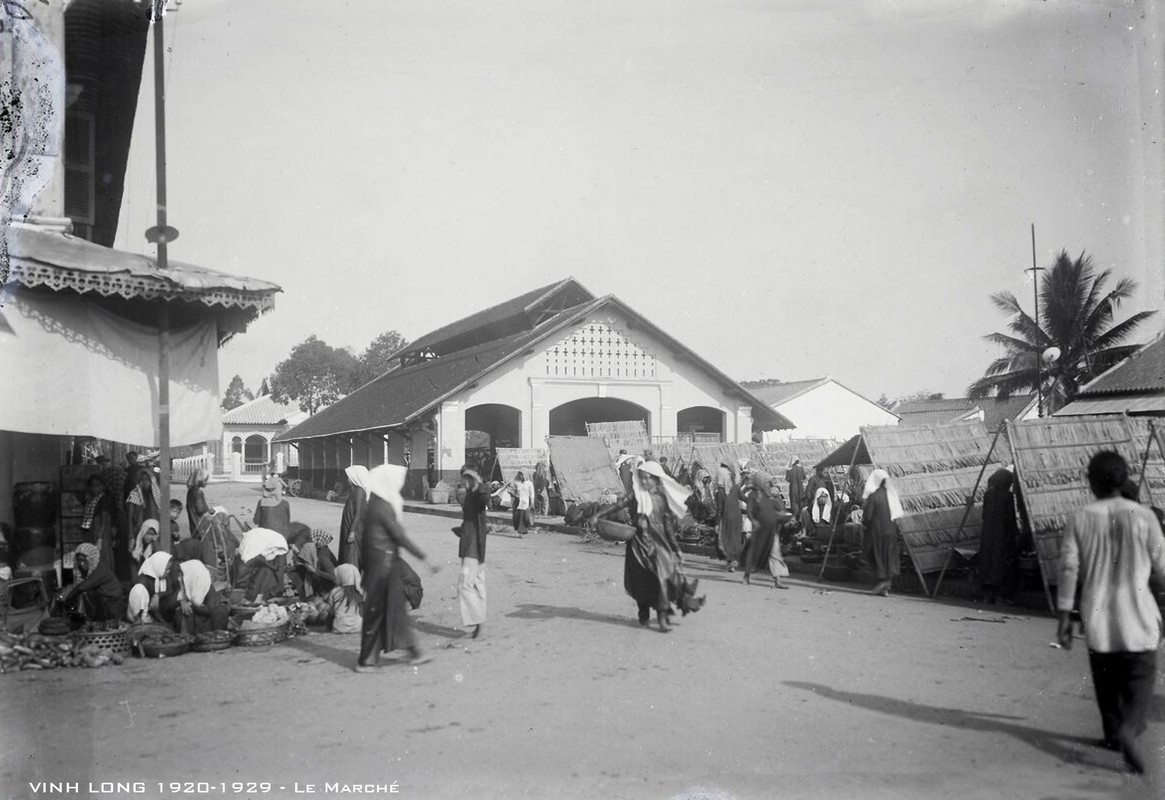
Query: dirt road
[{"left": 1, "top": 486, "right": 1160, "bottom": 799}]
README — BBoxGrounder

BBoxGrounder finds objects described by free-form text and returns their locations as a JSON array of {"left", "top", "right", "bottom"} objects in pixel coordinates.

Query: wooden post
[
  {"left": 818, "top": 435, "right": 862, "bottom": 583},
  {"left": 152, "top": 3, "right": 172, "bottom": 554},
  {"left": 1135, "top": 418, "right": 1155, "bottom": 502},
  {"left": 932, "top": 425, "right": 1004, "bottom": 598}
]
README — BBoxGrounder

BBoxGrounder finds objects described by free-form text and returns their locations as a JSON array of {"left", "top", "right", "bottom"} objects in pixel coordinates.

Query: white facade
[
  {"left": 762, "top": 379, "right": 899, "bottom": 443},
  {"left": 428, "top": 310, "right": 755, "bottom": 477}
]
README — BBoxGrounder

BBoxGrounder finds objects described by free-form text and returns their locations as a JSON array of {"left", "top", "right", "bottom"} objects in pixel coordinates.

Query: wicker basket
[
  {"left": 235, "top": 621, "right": 289, "bottom": 647},
  {"left": 140, "top": 635, "right": 193, "bottom": 658},
  {"left": 71, "top": 626, "right": 131, "bottom": 658},
  {"left": 192, "top": 631, "right": 235, "bottom": 653},
  {"left": 127, "top": 622, "right": 177, "bottom": 653},
  {"left": 595, "top": 520, "right": 634, "bottom": 543}
]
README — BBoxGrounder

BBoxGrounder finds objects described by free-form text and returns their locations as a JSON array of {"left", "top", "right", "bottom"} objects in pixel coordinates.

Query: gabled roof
[
  {"left": 222, "top": 395, "right": 306, "bottom": 427},
  {"left": 740, "top": 378, "right": 829, "bottom": 406},
  {"left": 893, "top": 395, "right": 1035, "bottom": 433},
  {"left": 399, "top": 277, "right": 595, "bottom": 358},
  {"left": 276, "top": 292, "right": 794, "bottom": 443},
  {"left": 1076, "top": 336, "right": 1165, "bottom": 397}
]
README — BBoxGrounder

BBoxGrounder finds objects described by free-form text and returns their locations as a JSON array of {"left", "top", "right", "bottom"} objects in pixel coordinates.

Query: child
[
  {"left": 169, "top": 499, "right": 184, "bottom": 540},
  {"left": 327, "top": 564, "right": 363, "bottom": 634}
]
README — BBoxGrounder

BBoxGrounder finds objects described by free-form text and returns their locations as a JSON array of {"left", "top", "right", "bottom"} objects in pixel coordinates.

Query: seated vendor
[
  {"left": 59, "top": 543, "right": 126, "bottom": 622},
  {"left": 235, "top": 527, "right": 290, "bottom": 603},
  {"left": 135, "top": 551, "right": 178, "bottom": 621},
  {"left": 157, "top": 560, "right": 229, "bottom": 635},
  {"left": 327, "top": 564, "right": 363, "bottom": 634},
  {"left": 799, "top": 487, "right": 835, "bottom": 542},
  {"left": 132, "top": 519, "right": 162, "bottom": 569}
]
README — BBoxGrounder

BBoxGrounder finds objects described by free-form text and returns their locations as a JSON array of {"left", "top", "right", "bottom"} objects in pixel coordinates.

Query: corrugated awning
[
  {"left": 5, "top": 225, "right": 281, "bottom": 314},
  {"left": 1054, "top": 395, "right": 1165, "bottom": 416}
]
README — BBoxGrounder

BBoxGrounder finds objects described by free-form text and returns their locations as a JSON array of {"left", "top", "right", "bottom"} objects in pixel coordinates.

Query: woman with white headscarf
[
  {"left": 157, "top": 560, "right": 229, "bottom": 635},
  {"left": 235, "top": 527, "right": 290, "bottom": 603},
  {"left": 862, "top": 469, "right": 904, "bottom": 596},
  {"left": 356, "top": 464, "right": 440, "bottom": 672},
  {"left": 339, "top": 465, "right": 371, "bottom": 567},
  {"left": 594, "top": 458, "right": 705, "bottom": 632}
]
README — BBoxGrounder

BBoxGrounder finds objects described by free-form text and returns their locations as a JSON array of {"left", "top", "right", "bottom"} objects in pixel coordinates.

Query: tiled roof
[
  {"left": 222, "top": 395, "right": 304, "bottom": 426},
  {"left": 1077, "top": 337, "right": 1165, "bottom": 397},
  {"left": 893, "top": 395, "right": 1035, "bottom": 433},
  {"left": 400, "top": 278, "right": 594, "bottom": 358},
  {"left": 740, "top": 378, "right": 828, "bottom": 406},
  {"left": 276, "top": 293, "right": 794, "bottom": 442}
]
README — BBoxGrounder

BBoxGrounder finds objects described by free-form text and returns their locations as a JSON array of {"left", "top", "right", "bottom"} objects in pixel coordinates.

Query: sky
[{"left": 115, "top": 0, "right": 1164, "bottom": 402}]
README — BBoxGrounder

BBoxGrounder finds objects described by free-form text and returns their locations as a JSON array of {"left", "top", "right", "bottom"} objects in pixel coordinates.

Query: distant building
[
  {"left": 892, "top": 395, "right": 1038, "bottom": 433},
  {"left": 219, "top": 396, "right": 309, "bottom": 478},
  {"left": 742, "top": 377, "right": 900, "bottom": 442},
  {"left": 1056, "top": 336, "right": 1165, "bottom": 418},
  {"left": 276, "top": 278, "right": 793, "bottom": 496}
]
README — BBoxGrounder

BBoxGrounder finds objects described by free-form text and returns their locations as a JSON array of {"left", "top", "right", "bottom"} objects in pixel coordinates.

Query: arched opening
[
  {"left": 231, "top": 436, "right": 243, "bottom": 454},
  {"left": 465, "top": 404, "right": 522, "bottom": 481},
  {"left": 549, "top": 397, "right": 650, "bottom": 437},
  {"left": 677, "top": 406, "right": 726, "bottom": 443},
  {"left": 244, "top": 434, "right": 267, "bottom": 473}
]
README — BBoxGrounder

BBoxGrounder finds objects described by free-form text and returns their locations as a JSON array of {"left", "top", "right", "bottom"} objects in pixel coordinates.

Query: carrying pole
[{"left": 932, "top": 425, "right": 1004, "bottom": 598}]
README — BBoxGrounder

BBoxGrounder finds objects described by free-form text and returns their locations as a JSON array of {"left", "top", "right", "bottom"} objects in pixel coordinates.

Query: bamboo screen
[
  {"left": 1007, "top": 416, "right": 1140, "bottom": 590},
  {"left": 586, "top": 420, "right": 651, "bottom": 462},
  {"left": 495, "top": 448, "right": 548, "bottom": 483},
  {"left": 862, "top": 421, "right": 1005, "bottom": 576},
  {"left": 1128, "top": 418, "right": 1165, "bottom": 506}
]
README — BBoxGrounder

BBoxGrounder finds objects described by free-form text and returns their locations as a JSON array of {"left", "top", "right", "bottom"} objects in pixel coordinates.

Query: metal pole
[{"left": 152, "top": 2, "right": 172, "bottom": 553}]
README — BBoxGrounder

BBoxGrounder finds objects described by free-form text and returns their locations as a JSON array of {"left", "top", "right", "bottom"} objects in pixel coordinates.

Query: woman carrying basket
[{"left": 593, "top": 458, "right": 705, "bottom": 632}]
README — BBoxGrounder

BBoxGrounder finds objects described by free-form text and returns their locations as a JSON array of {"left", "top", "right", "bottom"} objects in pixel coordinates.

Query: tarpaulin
[
  {"left": 547, "top": 436, "right": 623, "bottom": 503},
  {"left": 0, "top": 287, "right": 221, "bottom": 446}
]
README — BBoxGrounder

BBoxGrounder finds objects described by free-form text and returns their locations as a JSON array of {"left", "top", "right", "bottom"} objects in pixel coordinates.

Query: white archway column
[{"left": 438, "top": 400, "right": 465, "bottom": 481}]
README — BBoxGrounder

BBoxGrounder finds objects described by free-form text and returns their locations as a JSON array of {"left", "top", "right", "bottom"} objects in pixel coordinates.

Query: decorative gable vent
[{"left": 544, "top": 321, "right": 657, "bottom": 379}]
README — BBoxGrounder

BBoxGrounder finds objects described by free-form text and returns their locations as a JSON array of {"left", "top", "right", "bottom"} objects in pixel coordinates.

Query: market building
[
  {"left": 741, "top": 377, "right": 899, "bottom": 442},
  {"left": 217, "top": 395, "right": 308, "bottom": 479},
  {"left": 1055, "top": 335, "right": 1165, "bottom": 418},
  {"left": 275, "top": 278, "right": 793, "bottom": 496},
  {"left": 0, "top": 1, "right": 279, "bottom": 574},
  {"left": 892, "top": 395, "right": 1038, "bottom": 433}
]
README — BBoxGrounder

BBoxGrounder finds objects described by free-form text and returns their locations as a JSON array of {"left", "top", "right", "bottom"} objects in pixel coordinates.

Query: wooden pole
[
  {"left": 152, "top": 2, "right": 172, "bottom": 553},
  {"left": 932, "top": 425, "right": 1004, "bottom": 598},
  {"left": 818, "top": 435, "right": 861, "bottom": 583},
  {"left": 1135, "top": 418, "right": 1155, "bottom": 502}
]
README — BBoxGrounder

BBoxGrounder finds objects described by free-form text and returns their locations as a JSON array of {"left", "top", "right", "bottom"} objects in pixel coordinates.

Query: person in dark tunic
[
  {"left": 862, "top": 469, "right": 902, "bottom": 597},
  {"left": 356, "top": 464, "right": 439, "bottom": 672},
  {"left": 457, "top": 467, "right": 493, "bottom": 639},
  {"left": 186, "top": 469, "right": 211, "bottom": 538},
  {"left": 339, "top": 465, "right": 370, "bottom": 567},
  {"left": 740, "top": 478, "right": 790, "bottom": 589},
  {"left": 594, "top": 458, "right": 705, "bottom": 631},
  {"left": 785, "top": 457, "right": 806, "bottom": 518},
  {"left": 254, "top": 476, "right": 291, "bottom": 537},
  {"left": 156, "top": 560, "right": 229, "bottom": 635},
  {"left": 978, "top": 468, "right": 1021, "bottom": 605},
  {"left": 616, "top": 451, "right": 635, "bottom": 496},
  {"left": 60, "top": 543, "right": 126, "bottom": 622},
  {"left": 714, "top": 463, "right": 744, "bottom": 571},
  {"left": 79, "top": 475, "right": 118, "bottom": 577}
]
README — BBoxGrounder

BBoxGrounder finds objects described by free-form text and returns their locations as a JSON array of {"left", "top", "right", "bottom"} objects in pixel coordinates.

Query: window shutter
[{"left": 64, "top": 112, "right": 96, "bottom": 226}]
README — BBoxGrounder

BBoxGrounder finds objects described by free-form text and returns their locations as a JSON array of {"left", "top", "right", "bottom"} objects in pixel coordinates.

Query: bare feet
[
  {"left": 409, "top": 651, "right": 433, "bottom": 667},
  {"left": 472, "top": 624, "right": 484, "bottom": 640},
  {"left": 354, "top": 664, "right": 376, "bottom": 673},
  {"left": 656, "top": 610, "right": 671, "bottom": 633},
  {"left": 743, "top": 572, "right": 751, "bottom": 585}
]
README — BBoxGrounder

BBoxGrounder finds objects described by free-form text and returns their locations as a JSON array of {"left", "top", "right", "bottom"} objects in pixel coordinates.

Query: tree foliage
[
  {"left": 269, "top": 336, "right": 361, "bottom": 415},
  {"left": 353, "top": 330, "right": 409, "bottom": 387},
  {"left": 968, "top": 250, "right": 1154, "bottom": 413},
  {"left": 221, "top": 374, "right": 254, "bottom": 410}
]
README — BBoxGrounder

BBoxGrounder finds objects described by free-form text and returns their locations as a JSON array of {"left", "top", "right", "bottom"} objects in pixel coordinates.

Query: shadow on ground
[
  {"left": 784, "top": 680, "right": 1122, "bottom": 772},
  {"left": 506, "top": 603, "right": 643, "bottom": 630}
]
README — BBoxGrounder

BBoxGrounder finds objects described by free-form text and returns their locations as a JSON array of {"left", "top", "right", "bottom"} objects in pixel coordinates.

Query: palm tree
[{"left": 968, "top": 250, "right": 1154, "bottom": 414}]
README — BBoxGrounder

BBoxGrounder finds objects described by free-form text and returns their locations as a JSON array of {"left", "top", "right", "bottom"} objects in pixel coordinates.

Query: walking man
[
  {"left": 457, "top": 466, "right": 492, "bottom": 639},
  {"left": 1057, "top": 450, "right": 1165, "bottom": 774}
]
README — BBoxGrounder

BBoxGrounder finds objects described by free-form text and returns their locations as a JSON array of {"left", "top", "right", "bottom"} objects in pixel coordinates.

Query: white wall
[
  {"left": 763, "top": 381, "right": 898, "bottom": 442},
  {"left": 444, "top": 308, "right": 755, "bottom": 454}
]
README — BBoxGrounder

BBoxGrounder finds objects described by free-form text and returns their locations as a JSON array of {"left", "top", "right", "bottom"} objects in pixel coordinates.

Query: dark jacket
[{"left": 459, "top": 484, "right": 492, "bottom": 562}]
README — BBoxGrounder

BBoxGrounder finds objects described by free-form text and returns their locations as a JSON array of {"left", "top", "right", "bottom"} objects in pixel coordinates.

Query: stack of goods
[
  {"left": 0, "top": 630, "right": 124, "bottom": 673},
  {"left": 237, "top": 603, "right": 290, "bottom": 647}
]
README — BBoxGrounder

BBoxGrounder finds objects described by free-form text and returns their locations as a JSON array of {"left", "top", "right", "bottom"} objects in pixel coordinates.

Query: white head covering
[
  {"left": 615, "top": 453, "right": 636, "bottom": 469},
  {"left": 138, "top": 551, "right": 175, "bottom": 593},
  {"left": 178, "top": 560, "right": 212, "bottom": 606},
  {"left": 127, "top": 584, "right": 151, "bottom": 623},
  {"left": 240, "top": 527, "right": 290, "bottom": 563},
  {"left": 334, "top": 563, "right": 361, "bottom": 591},
  {"left": 863, "top": 468, "right": 904, "bottom": 520},
  {"left": 811, "top": 487, "right": 833, "bottom": 524},
  {"left": 788, "top": 457, "right": 801, "bottom": 469},
  {"left": 345, "top": 465, "right": 371, "bottom": 495},
  {"left": 367, "top": 464, "right": 407, "bottom": 518},
  {"left": 132, "top": 519, "right": 160, "bottom": 562},
  {"left": 635, "top": 459, "right": 692, "bottom": 518},
  {"left": 737, "top": 458, "right": 751, "bottom": 473}
]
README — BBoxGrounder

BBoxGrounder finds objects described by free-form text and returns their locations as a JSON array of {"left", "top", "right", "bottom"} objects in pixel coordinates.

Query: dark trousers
[{"left": 1088, "top": 650, "right": 1157, "bottom": 745}]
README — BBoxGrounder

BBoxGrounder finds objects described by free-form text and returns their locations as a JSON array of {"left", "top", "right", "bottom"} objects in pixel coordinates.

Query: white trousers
[{"left": 458, "top": 557, "right": 487, "bottom": 626}]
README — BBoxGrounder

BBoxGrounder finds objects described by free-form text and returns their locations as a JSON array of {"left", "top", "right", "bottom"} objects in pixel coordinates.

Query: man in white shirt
[
  {"left": 512, "top": 472, "right": 536, "bottom": 537},
  {"left": 1057, "top": 450, "right": 1165, "bottom": 775}
]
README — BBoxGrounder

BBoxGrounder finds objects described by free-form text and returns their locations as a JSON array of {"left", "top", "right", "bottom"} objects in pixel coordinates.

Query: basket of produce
[
  {"left": 0, "top": 631, "right": 125, "bottom": 673},
  {"left": 236, "top": 603, "right": 290, "bottom": 646},
  {"left": 127, "top": 622, "right": 177, "bottom": 652},
  {"left": 595, "top": 519, "right": 635, "bottom": 543},
  {"left": 192, "top": 630, "right": 236, "bottom": 653},
  {"left": 139, "top": 633, "right": 193, "bottom": 659},
  {"left": 71, "top": 622, "right": 131, "bottom": 658},
  {"left": 38, "top": 616, "right": 73, "bottom": 637}
]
